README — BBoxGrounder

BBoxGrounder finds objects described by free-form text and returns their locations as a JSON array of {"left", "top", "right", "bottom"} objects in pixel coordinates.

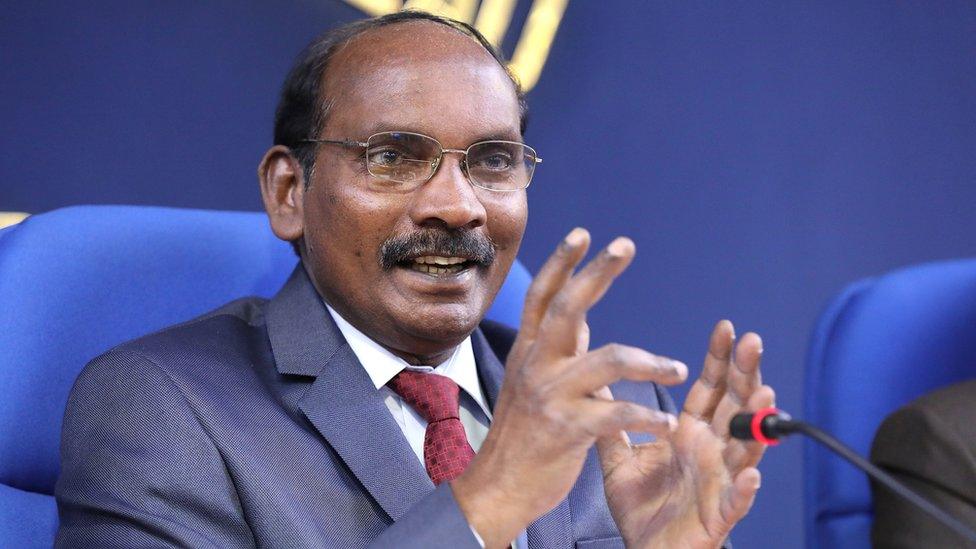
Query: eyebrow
[{"left": 357, "top": 124, "right": 523, "bottom": 144}]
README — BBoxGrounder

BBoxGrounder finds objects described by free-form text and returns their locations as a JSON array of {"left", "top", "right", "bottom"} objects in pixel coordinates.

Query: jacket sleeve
[
  {"left": 870, "top": 401, "right": 976, "bottom": 549},
  {"left": 367, "top": 483, "right": 482, "bottom": 548},
  {"left": 55, "top": 350, "right": 255, "bottom": 548}
]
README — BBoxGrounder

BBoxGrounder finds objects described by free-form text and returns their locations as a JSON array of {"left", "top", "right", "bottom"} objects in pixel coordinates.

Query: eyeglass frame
[{"left": 299, "top": 130, "right": 542, "bottom": 192}]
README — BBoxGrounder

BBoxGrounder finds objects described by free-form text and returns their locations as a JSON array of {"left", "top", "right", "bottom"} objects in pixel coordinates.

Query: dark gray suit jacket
[
  {"left": 56, "top": 266, "right": 675, "bottom": 548},
  {"left": 870, "top": 380, "right": 976, "bottom": 548}
]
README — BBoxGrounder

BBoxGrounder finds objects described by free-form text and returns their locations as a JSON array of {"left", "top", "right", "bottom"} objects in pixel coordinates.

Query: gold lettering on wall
[
  {"left": 342, "top": 0, "right": 399, "bottom": 15},
  {"left": 0, "top": 212, "right": 29, "bottom": 229},
  {"left": 340, "top": 0, "right": 567, "bottom": 91},
  {"left": 404, "top": 0, "right": 479, "bottom": 23}
]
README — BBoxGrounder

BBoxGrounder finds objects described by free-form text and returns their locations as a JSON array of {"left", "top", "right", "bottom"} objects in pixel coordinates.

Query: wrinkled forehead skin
[{"left": 319, "top": 20, "right": 524, "bottom": 147}]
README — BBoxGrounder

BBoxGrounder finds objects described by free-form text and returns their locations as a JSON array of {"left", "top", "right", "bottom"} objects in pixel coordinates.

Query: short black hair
[{"left": 273, "top": 10, "right": 529, "bottom": 187}]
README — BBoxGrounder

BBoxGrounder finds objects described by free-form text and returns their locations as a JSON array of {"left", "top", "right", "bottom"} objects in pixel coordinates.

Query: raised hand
[
  {"left": 596, "top": 321, "right": 776, "bottom": 549},
  {"left": 451, "top": 228, "right": 689, "bottom": 548}
]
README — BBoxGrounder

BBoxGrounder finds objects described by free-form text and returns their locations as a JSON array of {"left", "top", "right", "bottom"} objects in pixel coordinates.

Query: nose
[{"left": 407, "top": 152, "right": 487, "bottom": 230}]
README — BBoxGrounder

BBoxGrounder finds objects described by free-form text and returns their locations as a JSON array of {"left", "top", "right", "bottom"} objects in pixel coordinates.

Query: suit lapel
[
  {"left": 471, "top": 329, "right": 505, "bottom": 411},
  {"left": 472, "top": 329, "right": 575, "bottom": 549},
  {"left": 266, "top": 266, "right": 433, "bottom": 522}
]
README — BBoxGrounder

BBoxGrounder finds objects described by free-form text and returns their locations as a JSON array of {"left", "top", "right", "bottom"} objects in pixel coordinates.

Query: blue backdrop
[{"left": 4, "top": 2, "right": 976, "bottom": 547}]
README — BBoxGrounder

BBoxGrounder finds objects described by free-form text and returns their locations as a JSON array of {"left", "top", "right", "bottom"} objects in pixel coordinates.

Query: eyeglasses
[{"left": 300, "top": 131, "right": 541, "bottom": 192}]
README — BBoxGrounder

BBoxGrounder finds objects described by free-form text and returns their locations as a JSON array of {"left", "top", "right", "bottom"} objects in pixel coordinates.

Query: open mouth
[{"left": 401, "top": 255, "right": 477, "bottom": 277}]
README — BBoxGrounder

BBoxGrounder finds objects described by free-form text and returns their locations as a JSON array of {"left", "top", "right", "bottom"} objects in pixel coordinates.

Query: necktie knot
[{"left": 387, "top": 370, "right": 461, "bottom": 424}]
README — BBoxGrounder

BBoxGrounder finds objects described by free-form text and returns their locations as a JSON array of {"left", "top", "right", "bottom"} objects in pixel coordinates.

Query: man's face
[{"left": 301, "top": 22, "right": 527, "bottom": 361}]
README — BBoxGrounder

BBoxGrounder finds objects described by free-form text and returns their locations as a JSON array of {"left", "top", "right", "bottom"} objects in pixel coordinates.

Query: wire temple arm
[{"left": 299, "top": 138, "right": 368, "bottom": 148}]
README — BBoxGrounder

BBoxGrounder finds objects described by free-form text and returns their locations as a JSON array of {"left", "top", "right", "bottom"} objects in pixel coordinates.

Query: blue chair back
[
  {"left": 804, "top": 258, "right": 976, "bottom": 549},
  {"left": 0, "top": 205, "right": 531, "bottom": 547}
]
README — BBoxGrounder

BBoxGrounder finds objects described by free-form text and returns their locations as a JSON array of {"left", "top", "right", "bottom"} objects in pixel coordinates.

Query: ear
[{"left": 258, "top": 145, "right": 307, "bottom": 243}]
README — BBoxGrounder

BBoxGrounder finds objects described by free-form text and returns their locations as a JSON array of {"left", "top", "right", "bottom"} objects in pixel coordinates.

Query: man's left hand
[{"left": 596, "top": 320, "right": 775, "bottom": 549}]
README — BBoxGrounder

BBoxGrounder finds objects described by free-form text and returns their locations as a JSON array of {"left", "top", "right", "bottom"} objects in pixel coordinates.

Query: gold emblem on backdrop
[
  {"left": 0, "top": 212, "right": 29, "bottom": 229},
  {"left": 342, "top": 0, "right": 568, "bottom": 91}
]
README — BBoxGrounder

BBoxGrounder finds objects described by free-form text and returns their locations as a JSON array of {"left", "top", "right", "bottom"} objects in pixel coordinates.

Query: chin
[{"left": 398, "top": 301, "right": 485, "bottom": 346}]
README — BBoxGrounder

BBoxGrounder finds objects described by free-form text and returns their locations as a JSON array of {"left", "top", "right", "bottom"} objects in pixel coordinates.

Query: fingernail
[
  {"left": 672, "top": 360, "right": 688, "bottom": 379},
  {"left": 722, "top": 320, "right": 735, "bottom": 341},
  {"left": 667, "top": 414, "right": 678, "bottom": 431},
  {"left": 607, "top": 237, "right": 633, "bottom": 257},
  {"left": 565, "top": 227, "right": 586, "bottom": 246}
]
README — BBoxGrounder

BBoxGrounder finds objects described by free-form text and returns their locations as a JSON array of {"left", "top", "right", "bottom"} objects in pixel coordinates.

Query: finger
[
  {"left": 711, "top": 332, "right": 764, "bottom": 439},
  {"left": 682, "top": 320, "right": 734, "bottom": 422},
  {"left": 592, "top": 386, "right": 634, "bottom": 468},
  {"left": 518, "top": 227, "right": 591, "bottom": 343},
  {"left": 719, "top": 467, "right": 762, "bottom": 530},
  {"left": 575, "top": 321, "right": 590, "bottom": 356},
  {"left": 540, "top": 237, "right": 636, "bottom": 355},
  {"left": 556, "top": 343, "right": 688, "bottom": 396},
  {"left": 722, "top": 385, "right": 776, "bottom": 473},
  {"left": 592, "top": 384, "right": 613, "bottom": 400},
  {"left": 689, "top": 418, "right": 730, "bottom": 532},
  {"left": 730, "top": 332, "right": 763, "bottom": 400},
  {"left": 577, "top": 398, "right": 677, "bottom": 440},
  {"left": 593, "top": 384, "right": 613, "bottom": 400}
]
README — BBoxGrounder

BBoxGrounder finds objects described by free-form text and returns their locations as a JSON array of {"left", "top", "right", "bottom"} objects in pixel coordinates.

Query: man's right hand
[{"left": 451, "top": 227, "right": 688, "bottom": 548}]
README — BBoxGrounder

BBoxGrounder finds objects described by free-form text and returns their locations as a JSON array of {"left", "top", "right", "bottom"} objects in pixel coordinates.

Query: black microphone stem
[{"left": 793, "top": 421, "right": 976, "bottom": 544}]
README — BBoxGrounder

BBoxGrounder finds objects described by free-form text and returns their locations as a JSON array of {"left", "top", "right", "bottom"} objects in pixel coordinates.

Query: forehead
[{"left": 322, "top": 21, "right": 522, "bottom": 144}]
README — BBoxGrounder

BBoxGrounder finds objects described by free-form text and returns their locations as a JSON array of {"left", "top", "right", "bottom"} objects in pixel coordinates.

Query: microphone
[
  {"left": 728, "top": 407, "right": 800, "bottom": 445},
  {"left": 730, "top": 407, "right": 976, "bottom": 544}
]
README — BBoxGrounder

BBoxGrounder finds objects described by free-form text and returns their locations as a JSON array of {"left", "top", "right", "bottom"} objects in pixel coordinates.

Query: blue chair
[
  {"left": 0, "top": 205, "right": 531, "bottom": 547},
  {"left": 804, "top": 259, "right": 976, "bottom": 549}
]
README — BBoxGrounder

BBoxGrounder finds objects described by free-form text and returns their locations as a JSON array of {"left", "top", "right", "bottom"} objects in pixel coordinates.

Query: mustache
[{"left": 380, "top": 229, "right": 496, "bottom": 270}]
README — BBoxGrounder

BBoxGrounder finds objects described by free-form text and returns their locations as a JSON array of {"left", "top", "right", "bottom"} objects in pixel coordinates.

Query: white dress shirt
[
  {"left": 326, "top": 305, "right": 528, "bottom": 549},
  {"left": 325, "top": 304, "right": 492, "bottom": 459}
]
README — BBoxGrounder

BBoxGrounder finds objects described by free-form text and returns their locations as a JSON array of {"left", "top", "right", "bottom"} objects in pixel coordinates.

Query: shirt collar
[{"left": 325, "top": 304, "right": 492, "bottom": 419}]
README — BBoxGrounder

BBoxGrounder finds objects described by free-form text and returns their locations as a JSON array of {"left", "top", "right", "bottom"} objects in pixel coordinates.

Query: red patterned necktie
[{"left": 387, "top": 370, "right": 476, "bottom": 485}]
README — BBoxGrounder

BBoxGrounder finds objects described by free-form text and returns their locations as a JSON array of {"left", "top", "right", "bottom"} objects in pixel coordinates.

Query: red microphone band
[{"left": 750, "top": 407, "right": 781, "bottom": 446}]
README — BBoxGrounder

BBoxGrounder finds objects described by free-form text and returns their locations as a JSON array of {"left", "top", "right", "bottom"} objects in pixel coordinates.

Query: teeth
[
  {"left": 408, "top": 262, "right": 469, "bottom": 276},
  {"left": 412, "top": 256, "right": 467, "bottom": 265}
]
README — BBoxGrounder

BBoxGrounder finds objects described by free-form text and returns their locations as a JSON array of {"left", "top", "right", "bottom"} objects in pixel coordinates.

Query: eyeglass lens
[{"left": 365, "top": 132, "right": 537, "bottom": 191}]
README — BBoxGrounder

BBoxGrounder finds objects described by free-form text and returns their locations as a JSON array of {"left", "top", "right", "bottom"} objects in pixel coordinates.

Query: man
[
  {"left": 871, "top": 380, "right": 976, "bottom": 548},
  {"left": 56, "top": 11, "right": 775, "bottom": 548}
]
